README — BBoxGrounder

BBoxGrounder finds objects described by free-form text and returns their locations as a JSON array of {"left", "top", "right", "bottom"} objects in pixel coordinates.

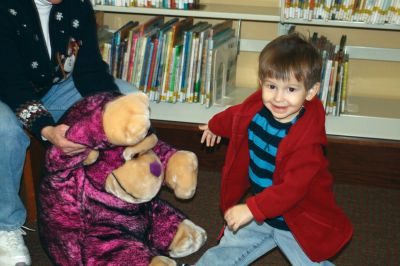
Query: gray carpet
[{"left": 25, "top": 170, "right": 400, "bottom": 265}]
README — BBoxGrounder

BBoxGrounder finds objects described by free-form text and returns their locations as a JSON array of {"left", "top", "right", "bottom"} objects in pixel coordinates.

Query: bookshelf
[
  {"left": 94, "top": 4, "right": 281, "bottom": 22},
  {"left": 93, "top": 1, "right": 400, "bottom": 141}
]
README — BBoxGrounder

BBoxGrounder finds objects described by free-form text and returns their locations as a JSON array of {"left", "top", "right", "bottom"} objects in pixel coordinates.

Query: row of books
[
  {"left": 311, "top": 32, "right": 349, "bottom": 116},
  {"left": 100, "top": 17, "right": 238, "bottom": 107},
  {"left": 283, "top": 0, "right": 400, "bottom": 24},
  {"left": 92, "top": 0, "right": 199, "bottom": 10}
]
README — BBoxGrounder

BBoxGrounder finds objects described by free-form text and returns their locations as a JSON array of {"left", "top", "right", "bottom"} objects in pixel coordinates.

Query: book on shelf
[
  {"left": 100, "top": 17, "right": 239, "bottom": 109},
  {"left": 94, "top": 0, "right": 200, "bottom": 10},
  {"left": 145, "top": 38, "right": 159, "bottom": 94},
  {"left": 204, "top": 20, "right": 235, "bottom": 108},
  {"left": 168, "top": 44, "right": 183, "bottom": 102},
  {"left": 340, "top": 54, "right": 350, "bottom": 113},
  {"left": 139, "top": 31, "right": 158, "bottom": 92},
  {"left": 110, "top": 20, "right": 138, "bottom": 77},
  {"left": 194, "top": 23, "right": 212, "bottom": 103},
  {"left": 131, "top": 16, "right": 165, "bottom": 89},
  {"left": 332, "top": 35, "right": 347, "bottom": 116},
  {"left": 126, "top": 30, "right": 140, "bottom": 83},
  {"left": 179, "top": 22, "right": 212, "bottom": 103},
  {"left": 150, "top": 18, "right": 179, "bottom": 101},
  {"left": 160, "top": 17, "right": 194, "bottom": 102},
  {"left": 186, "top": 34, "right": 199, "bottom": 103},
  {"left": 312, "top": 32, "right": 349, "bottom": 116},
  {"left": 283, "top": 0, "right": 400, "bottom": 25},
  {"left": 211, "top": 35, "right": 238, "bottom": 107}
]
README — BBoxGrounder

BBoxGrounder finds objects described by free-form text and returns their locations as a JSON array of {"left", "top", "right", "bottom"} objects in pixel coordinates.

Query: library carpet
[{"left": 26, "top": 170, "right": 399, "bottom": 266}]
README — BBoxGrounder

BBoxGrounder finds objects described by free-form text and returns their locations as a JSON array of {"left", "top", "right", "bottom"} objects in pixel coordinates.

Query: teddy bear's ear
[
  {"left": 103, "top": 92, "right": 151, "bottom": 146},
  {"left": 134, "top": 91, "right": 150, "bottom": 105},
  {"left": 123, "top": 133, "right": 158, "bottom": 161}
]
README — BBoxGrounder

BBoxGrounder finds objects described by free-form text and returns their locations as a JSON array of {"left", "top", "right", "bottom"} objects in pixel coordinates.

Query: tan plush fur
[
  {"left": 123, "top": 133, "right": 158, "bottom": 160},
  {"left": 149, "top": 256, "right": 177, "bottom": 266},
  {"left": 85, "top": 92, "right": 205, "bottom": 263},
  {"left": 168, "top": 219, "right": 207, "bottom": 258},
  {"left": 105, "top": 150, "right": 164, "bottom": 204},
  {"left": 165, "top": 151, "right": 198, "bottom": 199},
  {"left": 103, "top": 92, "right": 151, "bottom": 146},
  {"left": 83, "top": 150, "right": 99, "bottom": 165}
]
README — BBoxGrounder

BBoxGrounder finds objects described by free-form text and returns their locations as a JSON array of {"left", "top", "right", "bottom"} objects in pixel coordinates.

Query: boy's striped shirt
[{"left": 248, "top": 106, "right": 303, "bottom": 230}]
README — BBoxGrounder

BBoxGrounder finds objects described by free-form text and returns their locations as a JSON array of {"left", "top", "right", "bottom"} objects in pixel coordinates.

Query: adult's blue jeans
[
  {"left": 195, "top": 220, "right": 335, "bottom": 266},
  {"left": 0, "top": 77, "right": 136, "bottom": 230}
]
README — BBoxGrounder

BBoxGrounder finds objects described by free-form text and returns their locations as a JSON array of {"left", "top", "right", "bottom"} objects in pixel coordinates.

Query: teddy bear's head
[
  {"left": 103, "top": 92, "right": 151, "bottom": 146},
  {"left": 50, "top": 91, "right": 198, "bottom": 206},
  {"left": 103, "top": 133, "right": 165, "bottom": 204}
]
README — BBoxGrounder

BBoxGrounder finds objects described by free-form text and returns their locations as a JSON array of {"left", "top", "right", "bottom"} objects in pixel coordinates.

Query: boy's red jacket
[{"left": 208, "top": 89, "right": 353, "bottom": 262}]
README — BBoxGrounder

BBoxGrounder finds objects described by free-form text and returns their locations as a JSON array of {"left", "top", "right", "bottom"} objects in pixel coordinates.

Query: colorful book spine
[
  {"left": 127, "top": 33, "right": 139, "bottom": 83},
  {"left": 142, "top": 40, "right": 155, "bottom": 93}
]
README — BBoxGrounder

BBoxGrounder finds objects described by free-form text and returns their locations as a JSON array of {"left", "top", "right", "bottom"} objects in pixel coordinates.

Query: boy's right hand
[{"left": 199, "top": 124, "right": 221, "bottom": 147}]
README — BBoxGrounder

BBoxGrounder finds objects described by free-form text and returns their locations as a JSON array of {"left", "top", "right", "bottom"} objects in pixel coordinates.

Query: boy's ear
[{"left": 306, "top": 82, "right": 320, "bottom": 101}]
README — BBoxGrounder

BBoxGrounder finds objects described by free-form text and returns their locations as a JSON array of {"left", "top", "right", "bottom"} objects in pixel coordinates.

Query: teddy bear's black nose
[{"left": 149, "top": 161, "right": 162, "bottom": 177}]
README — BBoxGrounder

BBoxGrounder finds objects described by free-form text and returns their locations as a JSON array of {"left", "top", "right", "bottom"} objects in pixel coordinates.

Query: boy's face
[{"left": 260, "top": 74, "right": 319, "bottom": 123}]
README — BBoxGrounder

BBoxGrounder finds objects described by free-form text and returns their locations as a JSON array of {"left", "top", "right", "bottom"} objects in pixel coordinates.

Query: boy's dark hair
[{"left": 258, "top": 32, "right": 322, "bottom": 90}]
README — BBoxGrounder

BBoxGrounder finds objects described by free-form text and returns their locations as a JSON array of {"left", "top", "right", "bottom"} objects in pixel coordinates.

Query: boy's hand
[
  {"left": 224, "top": 204, "right": 254, "bottom": 232},
  {"left": 199, "top": 124, "right": 221, "bottom": 147}
]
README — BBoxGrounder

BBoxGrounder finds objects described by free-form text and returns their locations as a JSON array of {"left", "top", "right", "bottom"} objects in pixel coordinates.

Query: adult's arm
[{"left": 0, "top": 5, "right": 54, "bottom": 140}]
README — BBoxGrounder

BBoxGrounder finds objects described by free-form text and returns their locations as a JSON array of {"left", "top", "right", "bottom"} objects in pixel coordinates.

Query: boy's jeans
[
  {"left": 0, "top": 77, "right": 136, "bottom": 230},
  {"left": 195, "top": 220, "right": 335, "bottom": 266}
]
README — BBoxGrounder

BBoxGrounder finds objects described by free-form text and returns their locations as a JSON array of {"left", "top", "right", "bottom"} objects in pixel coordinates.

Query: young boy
[{"left": 196, "top": 33, "right": 353, "bottom": 265}]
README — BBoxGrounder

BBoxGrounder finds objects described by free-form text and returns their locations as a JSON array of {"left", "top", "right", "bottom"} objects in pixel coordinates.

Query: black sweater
[{"left": 0, "top": 0, "right": 118, "bottom": 140}]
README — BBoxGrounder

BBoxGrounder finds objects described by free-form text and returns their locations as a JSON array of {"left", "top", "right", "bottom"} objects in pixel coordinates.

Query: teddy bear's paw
[
  {"left": 103, "top": 93, "right": 151, "bottom": 146},
  {"left": 83, "top": 150, "right": 99, "bottom": 165},
  {"left": 149, "top": 256, "right": 177, "bottom": 266},
  {"left": 165, "top": 151, "right": 198, "bottom": 199},
  {"left": 169, "top": 219, "right": 207, "bottom": 258},
  {"left": 123, "top": 134, "right": 158, "bottom": 160}
]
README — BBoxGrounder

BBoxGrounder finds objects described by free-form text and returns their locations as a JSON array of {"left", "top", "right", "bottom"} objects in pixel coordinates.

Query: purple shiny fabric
[{"left": 39, "top": 93, "right": 185, "bottom": 265}]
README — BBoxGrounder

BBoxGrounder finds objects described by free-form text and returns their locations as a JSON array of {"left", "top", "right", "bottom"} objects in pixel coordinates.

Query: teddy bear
[{"left": 38, "top": 91, "right": 207, "bottom": 266}]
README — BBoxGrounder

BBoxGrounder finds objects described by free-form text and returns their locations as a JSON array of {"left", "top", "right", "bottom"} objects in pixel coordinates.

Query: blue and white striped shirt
[{"left": 248, "top": 106, "right": 302, "bottom": 230}]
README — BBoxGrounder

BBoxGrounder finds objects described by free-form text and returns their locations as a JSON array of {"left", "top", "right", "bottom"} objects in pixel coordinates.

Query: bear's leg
[
  {"left": 152, "top": 140, "right": 198, "bottom": 200},
  {"left": 168, "top": 219, "right": 207, "bottom": 258},
  {"left": 147, "top": 198, "right": 186, "bottom": 252},
  {"left": 84, "top": 236, "right": 157, "bottom": 266},
  {"left": 165, "top": 150, "right": 198, "bottom": 199},
  {"left": 148, "top": 199, "right": 206, "bottom": 258},
  {"left": 150, "top": 256, "right": 177, "bottom": 266}
]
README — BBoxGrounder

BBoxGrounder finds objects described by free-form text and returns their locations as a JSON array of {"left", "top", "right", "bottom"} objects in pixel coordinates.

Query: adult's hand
[{"left": 41, "top": 124, "right": 86, "bottom": 155}]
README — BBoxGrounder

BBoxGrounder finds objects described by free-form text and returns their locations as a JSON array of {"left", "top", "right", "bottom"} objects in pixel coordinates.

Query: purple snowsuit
[{"left": 39, "top": 93, "right": 185, "bottom": 266}]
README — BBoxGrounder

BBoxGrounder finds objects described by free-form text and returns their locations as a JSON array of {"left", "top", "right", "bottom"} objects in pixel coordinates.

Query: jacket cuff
[
  {"left": 30, "top": 115, "right": 56, "bottom": 142},
  {"left": 246, "top": 196, "right": 265, "bottom": 222}
]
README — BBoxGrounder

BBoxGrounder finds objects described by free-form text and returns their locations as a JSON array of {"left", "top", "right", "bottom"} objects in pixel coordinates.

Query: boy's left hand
[{"left": 224, "top": 204, "right": 254, "bottom": 232}]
